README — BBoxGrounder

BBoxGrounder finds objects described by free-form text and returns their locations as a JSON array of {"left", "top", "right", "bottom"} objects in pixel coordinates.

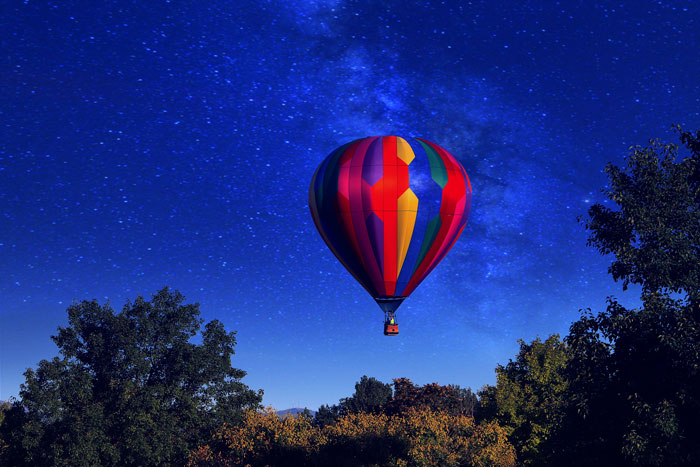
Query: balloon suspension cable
[{"left": 375, "top": 297, "right": 405, "bottom": 325}]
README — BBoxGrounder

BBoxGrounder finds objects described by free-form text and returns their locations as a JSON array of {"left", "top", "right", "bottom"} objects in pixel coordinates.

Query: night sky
[{"left": 2, "top": 0, "right": 699, "bottom": 410}]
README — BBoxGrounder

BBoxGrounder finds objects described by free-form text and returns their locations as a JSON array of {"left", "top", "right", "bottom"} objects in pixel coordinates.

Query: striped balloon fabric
[{"left": 309, "top": 136, "right": 471, "bottom": 310}]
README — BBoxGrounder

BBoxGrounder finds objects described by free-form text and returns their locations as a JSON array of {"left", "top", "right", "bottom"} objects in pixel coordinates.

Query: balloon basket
[{"left": 384, "top": 322, "right": 399, "bottom": 336}]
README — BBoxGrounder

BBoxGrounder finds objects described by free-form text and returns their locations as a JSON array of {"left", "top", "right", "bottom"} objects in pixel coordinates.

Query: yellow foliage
[
  {"left": 388, "top": 408, "right": 515, "bottom": 467},
  {"left": 324, "top": 411, "right": 389, "bottom": 442},
  {"left": 188, "top": 407, "right": 516, "bottom": 467}
]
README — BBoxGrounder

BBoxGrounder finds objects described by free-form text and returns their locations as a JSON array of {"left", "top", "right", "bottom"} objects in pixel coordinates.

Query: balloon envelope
[{"left": 309, "top": 136, "right": 471, "bottom": 313}]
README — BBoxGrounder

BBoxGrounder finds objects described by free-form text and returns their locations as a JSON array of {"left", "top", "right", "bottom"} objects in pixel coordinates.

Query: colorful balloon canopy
[{"left": 309, "top": 136, "right": 471, "bottom": 314}]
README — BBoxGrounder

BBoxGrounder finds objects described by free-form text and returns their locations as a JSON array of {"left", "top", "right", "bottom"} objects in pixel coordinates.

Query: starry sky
[{"left": 2, "top": 0, "right": 699, "bottom": 410}]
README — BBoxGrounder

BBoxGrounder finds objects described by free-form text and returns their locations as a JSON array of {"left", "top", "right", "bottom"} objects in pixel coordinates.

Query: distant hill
[{"left": 276, "top": 407, "right": 316, "bottom": 418}]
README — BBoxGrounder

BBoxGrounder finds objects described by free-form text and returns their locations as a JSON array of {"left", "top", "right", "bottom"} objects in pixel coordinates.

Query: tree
[
  {"left": 313, "top": 404, "right": 342, "bottom": 428},
  {"left": 320, "top": 411, "right": 396, "bottom": 466},
  {"left": 558, "top": 295, "right": 700, "bottom": 466},
  {"left": 478, "top": 335, "right": 569, "bottom": 466},
  {"left": 187, "top": 408, "right": 322, "bottom": 467},
  {"left": 388, "top": 408, "right": 516, "bottom": 467},
  {"left": 453, "top": 385, "right": 479, "bottom": 418},
  {"left": 0, "top": 287, "right": 262, "bottom": 467},
  {"left": 387, "top": 378, "right": 478, "bottom": 417},
  {"left": 0, "top": 401, "right": 9, "bottom": 459},
  {"left": 191, "top": 407, "right": 516, "bottom": 467},
  {"left": 340, "top": 375, "right": 392, "bottom": 414},
  {"left": 297, "top": 407, "right": 315, "bottom": 420},
  {"left": 555, "top": 128, "right": 700, "bottom": 466},
  {"left": 582, "top": 127, "right": 700, "bottom": 301},
  {"left": 313, "top": 375, "right": 392, "bottom": 427}
]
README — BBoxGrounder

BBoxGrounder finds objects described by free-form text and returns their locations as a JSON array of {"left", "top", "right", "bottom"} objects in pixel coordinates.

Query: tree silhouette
[
  {"left": 582, "top": 127, "right": 700, "bottom": 301},
  {"left": 556, "top": 128, "right": 700, "bottom": 466}
]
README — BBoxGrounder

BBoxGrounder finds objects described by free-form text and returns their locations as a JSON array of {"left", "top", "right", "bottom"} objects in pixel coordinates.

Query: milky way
[{"left": 2, "top": 0, "right": 699, "bottom": 409}]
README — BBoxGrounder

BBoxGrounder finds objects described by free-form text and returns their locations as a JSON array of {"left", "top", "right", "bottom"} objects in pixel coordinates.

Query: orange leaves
[{"left": 188, "top": 407, "right": 516, "bottom": 467}]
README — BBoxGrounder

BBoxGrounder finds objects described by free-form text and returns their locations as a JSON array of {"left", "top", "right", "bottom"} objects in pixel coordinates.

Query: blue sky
[{"left": 1, "top": 0, "right": 699, "bottom": 410}]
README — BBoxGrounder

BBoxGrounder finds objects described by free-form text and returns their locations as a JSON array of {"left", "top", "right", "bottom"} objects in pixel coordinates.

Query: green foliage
[
  {"left": 314, "top": 404, "right": 342, "bottom": 428},
  {"left": 557, "top": 127, "right": 700, "bottom": 466},
  {"left": 341, "top": 375, "right": 393, "bottom": 414},
  {"left": 0, "top": 287, "right": 262, "bottom": 467},
  {"left": 478, "top": 335, "right": 569, "bottom": 466},
  {"left": 558, "top": 296, "right": 700, "bottom": 466},
  {"left": 313, "top": 376, "right": 392, "bottom": 428},
  {"left": 582, "top": 126, "right": 700, "bottom": 300},
  {"left": 314, "top": 376, "right": 478, "bottom": 430}
]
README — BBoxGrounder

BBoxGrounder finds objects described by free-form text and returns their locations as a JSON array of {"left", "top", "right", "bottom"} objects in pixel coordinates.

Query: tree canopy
[
  {"left": 387, "top": 378, "right": 478, "bottom": 417},
  {"left": 189, "top": 407, "right": 516, "bottom": 467},
  {"left": 0, "top": 287, "right": 262, "bottom": 467},
  {"left": 478, "top": 335, "right": 569, "bottom": 466},
  {"left": 474, "top": 128, "right": 700, "bottom": 467},
  {"left": 582, "top": 127, "right": 700, "bottom": 301},
  {"left": 341, "top": 375, "right": 393, "bottom": 414},
  {"left": 555, "top": 127, "right": 700, "bottom": 466}
]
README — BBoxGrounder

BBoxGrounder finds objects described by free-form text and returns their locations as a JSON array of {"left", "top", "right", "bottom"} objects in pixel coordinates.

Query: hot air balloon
[{"left": 309, "top": 136, "right": 471, "bottom": 335}]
